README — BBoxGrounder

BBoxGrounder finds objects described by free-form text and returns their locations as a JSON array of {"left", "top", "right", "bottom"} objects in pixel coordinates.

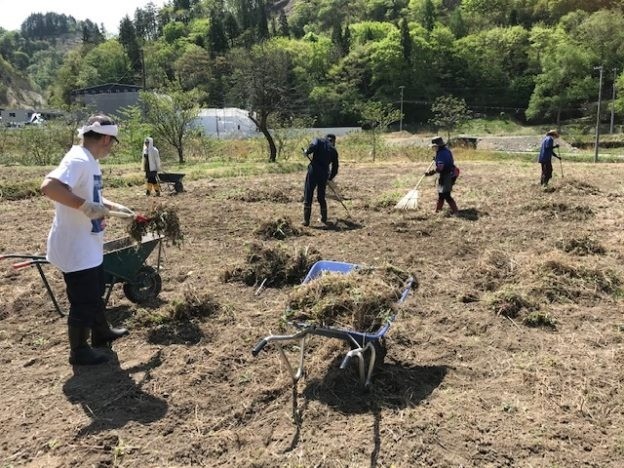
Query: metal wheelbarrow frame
[
  {"left": 157, "top": 172, "right": 185, "bottom": 193},
  {"left": 252, "top": 260, "right": 414, "bottom": 387},
  {"left": 0, "top": 233, "right": 164, "bottom": 317}
]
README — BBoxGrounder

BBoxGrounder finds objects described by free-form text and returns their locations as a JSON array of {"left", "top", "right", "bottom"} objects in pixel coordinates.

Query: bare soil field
[{"left": 2, "top": 160, "right": 624, "bottom": 467}]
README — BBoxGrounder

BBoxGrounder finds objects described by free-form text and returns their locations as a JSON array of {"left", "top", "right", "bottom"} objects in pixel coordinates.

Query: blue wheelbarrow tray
[{"left": 252, "top": 260, "right": 414, "bottom": 387}]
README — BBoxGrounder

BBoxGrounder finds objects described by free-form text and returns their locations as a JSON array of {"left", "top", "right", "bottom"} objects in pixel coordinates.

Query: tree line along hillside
[{"left": 2, "top": 0, "right": 624, "bottom": 128}]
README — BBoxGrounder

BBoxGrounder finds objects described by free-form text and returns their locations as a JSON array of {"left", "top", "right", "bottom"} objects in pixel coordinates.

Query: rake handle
[{"left": 411, "top": 159, "right": 436, "bottom": 190}]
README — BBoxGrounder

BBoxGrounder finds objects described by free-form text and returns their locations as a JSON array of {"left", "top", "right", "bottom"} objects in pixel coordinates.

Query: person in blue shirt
[
  {"left": 538, "top": 129, "right": 560, "bottom": 186},
  {"left": 425, "top": 136, "right": 459, "bottom": 214},
  {"left": 302, "top": 134, "right": 339, "bottom": 226}
]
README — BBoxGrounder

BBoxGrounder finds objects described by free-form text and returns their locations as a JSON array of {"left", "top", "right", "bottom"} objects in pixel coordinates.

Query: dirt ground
[{"left": 2, "top": 159, "right": 624, "bottom": 467}]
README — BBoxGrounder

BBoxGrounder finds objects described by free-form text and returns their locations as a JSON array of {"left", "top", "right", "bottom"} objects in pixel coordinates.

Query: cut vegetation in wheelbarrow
[
  {"left": 128, "top": 205, "right": 184, "bottom": 245},
  {"left": 221, "top": 241, "right": 321, "bottom": 287},
  {"left": 285, "top": 264, "right": 416, "bottom": 332}
]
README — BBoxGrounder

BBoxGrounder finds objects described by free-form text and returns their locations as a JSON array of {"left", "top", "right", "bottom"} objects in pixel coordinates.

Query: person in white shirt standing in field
[{"left": 41, "top": 114, "right": 133, "bottom": 366}]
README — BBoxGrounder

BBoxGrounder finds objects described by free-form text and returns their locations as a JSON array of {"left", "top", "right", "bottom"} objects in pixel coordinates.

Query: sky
[{"left": 0, "top": 0, "right": 168, "bottom": 35}]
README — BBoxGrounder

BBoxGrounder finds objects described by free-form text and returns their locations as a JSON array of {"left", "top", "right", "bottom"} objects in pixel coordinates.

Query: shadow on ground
[
  {"left": 280, "top": 357, "right": 448, "bottom": 465},
  {"left": 62, "top": 350, "right": 168, "bottom": 436},
  {"left": 146, "top": 320, "right": 205, "bottom": 345},
  {"left": 455, "top": 208, "right": 481, "bottom": 221}
]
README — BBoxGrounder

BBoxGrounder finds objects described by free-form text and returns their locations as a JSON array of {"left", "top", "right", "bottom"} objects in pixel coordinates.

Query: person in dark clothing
[
  {"left": 538, "top": 129, "right": 560, "bottom": 186},
  {"left": 302, "top": 134, "right": 339, "bottom": 226},
  {"left": 425, "top": 136, "right": 459, "bottom": 214}
]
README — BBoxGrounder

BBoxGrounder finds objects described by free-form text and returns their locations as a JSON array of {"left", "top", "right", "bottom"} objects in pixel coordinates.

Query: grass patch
[
  {"left": 0, "top": 179, "right": 41, "bottom": 200},
  {"left": 522, "top": 311, "right": 556, "bottom": 329}
]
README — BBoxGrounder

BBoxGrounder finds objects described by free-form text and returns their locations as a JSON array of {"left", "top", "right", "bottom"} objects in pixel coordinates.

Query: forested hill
[{"left": 2, "top": 0, "right": 624, "bottom": 127}]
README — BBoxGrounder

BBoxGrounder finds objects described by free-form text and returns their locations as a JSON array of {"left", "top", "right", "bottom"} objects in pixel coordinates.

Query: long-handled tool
[
  {"left": 395, "top": 159, "right": 436, "bottom": 210},
  {"left": 326, "top": 180, "right": 352, "bottom": 219},
  {"left": 558, "top": 156, "right": 564, "bottom": 178}
]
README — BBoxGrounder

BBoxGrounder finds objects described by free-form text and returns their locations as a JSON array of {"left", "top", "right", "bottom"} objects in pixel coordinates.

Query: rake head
[{"left": 394, "top": 189, "right": 420, "bottom": 210}]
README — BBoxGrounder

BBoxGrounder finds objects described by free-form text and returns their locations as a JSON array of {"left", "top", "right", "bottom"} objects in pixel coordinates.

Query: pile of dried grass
[
  {"left": 486, "top": 286, "right": 535, "bottom": 319},
  {"left": 221, "top": 242, "right": 321, "bottom": 287},
  {"left": 284, "top": 264, "right": 415, "bottom": 332},
  {"left": 558, "top": 178, "right": 601, "bottom": 195},
  {"left": 128, "top": 205, "right": 183, "bottom": 245},
  {"left": 474, "top": 249, "right": 517, "bottom": 291},
  {"left": 169, "top": 287, "right": 221, "bottom": 321},
  {"left": 254, "top": 217, "right": 303, "bottom": 240},
  {"left": 526, "top": 202, "right": 594, "bottom": 221},
  {"left": 556, "top": 235, "right": 606, "bottom": 256},
  {"left": 529, "top": 258, "right": 620, "bottom": 303}
]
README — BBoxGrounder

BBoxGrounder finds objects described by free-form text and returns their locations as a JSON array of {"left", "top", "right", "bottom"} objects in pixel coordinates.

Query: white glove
[
  {"left": 105, "top": 200, "right": 133, "bottom": 215},
  {"left": 79, "top": 201, "right": 110, "bottom": 219}
]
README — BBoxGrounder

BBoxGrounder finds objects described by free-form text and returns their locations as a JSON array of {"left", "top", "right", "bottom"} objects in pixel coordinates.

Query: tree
[
  {"left": 118, "top": 16, "right": 142, "bottom": 75},
  {"left": 429, "top": 95, "right": 472, "bottom": 141},
  {"left": 257, "top": 1, "right": 269, "bottom": 41},
  {"left": 209, "top": 10, "right": 229, "bottom": 56},
  {"left": 278, "top": 9, "right": 290, "bottom": 37},
  {"left": 140, "top": 87, "right": 200, "bottom": 163},
  {"left": 359, "top": 101, "right": 402, "bottom": 161},
  {"left": 399, "top": 17, "right": 412, "bottom": 64},
  {"left": 423, "top": 0, "right": 435, "bottom": 32},
  {"left": 228, "top": 45, "right": 295, "bottom": 162},
  {"left": 526, "top": 42, "right": 594, "bottom": 125}
]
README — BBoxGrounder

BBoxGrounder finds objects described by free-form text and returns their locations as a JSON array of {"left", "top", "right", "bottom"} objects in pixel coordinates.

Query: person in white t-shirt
[{"left": 41, "top": 114, "right": 134, "bottom": 366}]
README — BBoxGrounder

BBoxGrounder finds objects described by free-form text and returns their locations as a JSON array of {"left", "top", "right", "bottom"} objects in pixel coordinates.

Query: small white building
[{"left": 192, "top": 108, "right": 258, "bottom": 138}]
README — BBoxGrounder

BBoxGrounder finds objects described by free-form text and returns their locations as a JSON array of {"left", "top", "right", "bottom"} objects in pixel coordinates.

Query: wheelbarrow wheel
[
  {"left": 174, "top": 181, "right": 184, "bottom": 193},
  {"left": 123, "top": 265, "right": 162, "bottom": 303}
]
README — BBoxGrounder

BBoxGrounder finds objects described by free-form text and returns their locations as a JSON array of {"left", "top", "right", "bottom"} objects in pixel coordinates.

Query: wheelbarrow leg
[{"left": 35, "top": 263, "right": 65, "bottom": 317}]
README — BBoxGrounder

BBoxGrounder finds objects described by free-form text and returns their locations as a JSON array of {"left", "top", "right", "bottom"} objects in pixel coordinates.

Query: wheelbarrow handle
[
  {"left": 108, "top": 210, "right": 135, "bottom": 219},
  {"left": 251, "top": 338, "right": 269, "bottom": 357},
  {"left": 12, "top": 260, "right": 36, "bottom": 270}
]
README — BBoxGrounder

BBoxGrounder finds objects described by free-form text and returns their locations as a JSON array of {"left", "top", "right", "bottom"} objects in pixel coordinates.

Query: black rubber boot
[
  {"left": 91, "top": 311, "right": 129, "bottom": 348},
  {"left": 68, "top": 326, "right": 108, "bottom": 366},
  {"left": 302, "top": 205, "right": 311, "bottom": 226},
  {"left": 320, "top": 207, "right": 328, "bottom": 224}
]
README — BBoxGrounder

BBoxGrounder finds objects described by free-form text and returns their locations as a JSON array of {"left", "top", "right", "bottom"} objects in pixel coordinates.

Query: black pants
[
  {"left": 304, "top": 168, "right": 328, "bottom": 212},
  {"left": 63, "top": 264, "right": 105, "bottom": 328},
  {"left": 541, "top": 161, "right": 553, "bottom": 185},
  {"left": 145, "top": 171, "right": 158, "bottom": 184}
]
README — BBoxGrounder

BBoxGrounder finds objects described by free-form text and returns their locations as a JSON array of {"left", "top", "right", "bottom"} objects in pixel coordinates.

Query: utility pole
[
  {"left": 399, "top": 86, "right": 405, "bottom": 132},
  {"left": 594, "top": 65, "right": 604, "bottom": 163},
  {"left": 610, "top": 68, "right": 617, "bottom": 134}
]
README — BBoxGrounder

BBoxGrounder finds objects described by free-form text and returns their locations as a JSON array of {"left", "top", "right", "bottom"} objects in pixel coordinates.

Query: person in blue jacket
[
  {"left": 302, "top": 134, "right": 339, "bottom": 226},
  {"left": 538, "top": 129, "right": 560, "bottom": 186},
  {"left": 425, "top": 136, "right": 459, "bottom": 214}
]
